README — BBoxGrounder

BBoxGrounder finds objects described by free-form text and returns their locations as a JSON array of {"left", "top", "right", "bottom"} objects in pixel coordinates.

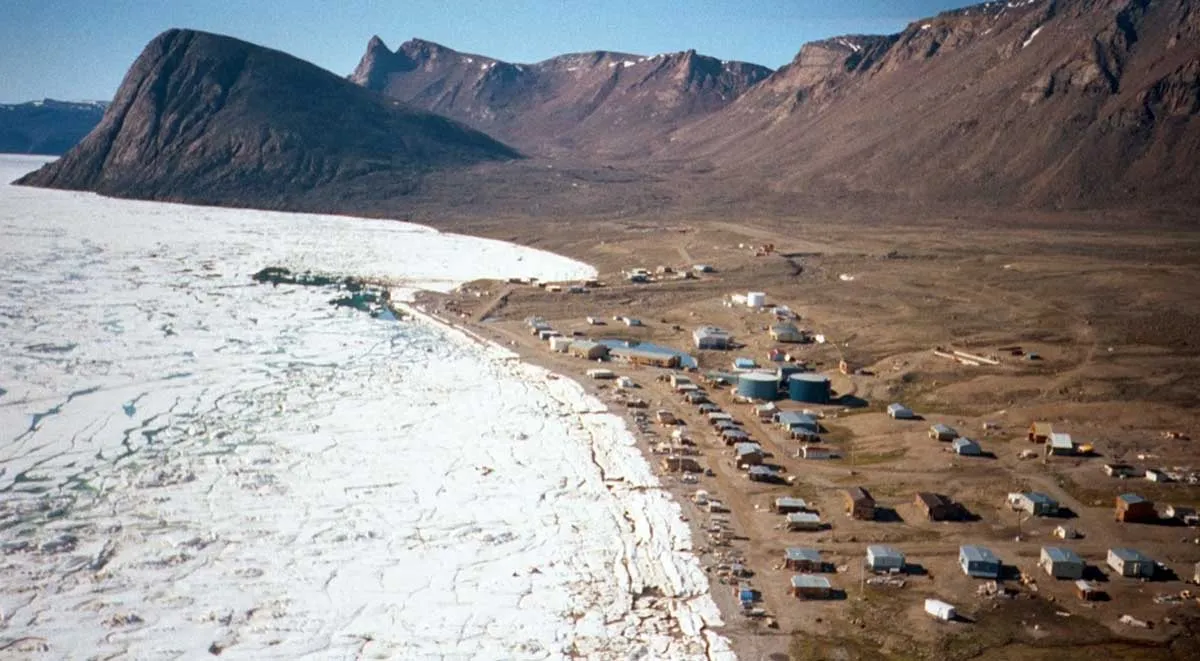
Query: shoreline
[{"left": 409, "top": 294, "right": 786, "bottom": 661}]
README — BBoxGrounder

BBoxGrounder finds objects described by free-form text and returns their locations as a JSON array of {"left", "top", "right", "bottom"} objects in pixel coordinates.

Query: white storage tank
[
  {"left": 925, "top": 599, "right": 956, "bottom": 621},
  {"left": 747, "top": 291, "right": 766, "bottom": 308}
]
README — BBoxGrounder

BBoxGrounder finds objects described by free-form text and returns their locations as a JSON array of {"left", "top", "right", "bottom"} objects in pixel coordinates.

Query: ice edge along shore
[{"left": 0, "top": 154, "right": 733, "bottom": 660}]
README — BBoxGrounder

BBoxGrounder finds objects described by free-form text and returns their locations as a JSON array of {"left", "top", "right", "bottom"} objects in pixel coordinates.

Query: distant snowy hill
[{"left": 0, "top": 99, "right": 107, "bottom": 155}]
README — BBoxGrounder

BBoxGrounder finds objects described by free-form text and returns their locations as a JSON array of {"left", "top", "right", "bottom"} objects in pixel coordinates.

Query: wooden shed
[
  {"left": 843, "top": 487, "right": 876, "bottom": 521},
  {"left": 1028, "top": 422, "right": 1054, "bottom": 443},
  {"left": 915, "top": 492, "right": 957, "bottom": 521},
  {"left": 1114, "top": 493, "right": 1156, "bottom": 523},
  {"left": 790, "top": 574, "right": 833, "bottom": 599}
]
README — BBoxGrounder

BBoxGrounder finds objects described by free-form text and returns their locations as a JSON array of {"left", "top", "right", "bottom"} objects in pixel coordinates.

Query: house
[
  {"left": 790, "top": 574, "right": 833, "bottom": 599},
  {"left": 693, "top": 326, "right": 733, "bottom": 350},
  {"left": 789, "top": 427, "right": 821, "bottom": 442},
  {"left": 549, "top": 336, "right": 573, "bottom": 353},
  {"left": 585, "top": 368, "right": 615, "bottom": 380},
  {"left": 670, "top": 374, "right": 693, "bottom": 388},
  {"left": 953, "top": 438, "right": 982, "bottom": 456},
  {"left": 1040, "top": 546, "right": 1085, "bottom": 579},
  {"left": 735, "top": 442, "right": 765, "bottom": 467},
  {"left": 786, "top": 512, "right": 824, "bottom": 531},
  {"left": 887, "top": 403, "right": 915, "bottom": 420},
  {"left": 784, "top": 548, "right": 822, "bottom": 571},
  {"left": 706, "top": 412, "right": 733, "bottom": 425},
  {"left": 661, "top": 456, "right": 703, "bottom": 473},
  {"left": 684, "top": 391, "right": 709, "bottom": 404},
  {"left": 754, "top": 402, "right": 778, "bottom": 420},
  {"left": 925, "top": 599, "right": 956, "bottom": 621},
  {"left": 1115, "top": 493, "right": 1156, "bottom": 523},
  {"left": 777, "top": 411, "right": 820, "bottom": 433},
  {"left": 773, "top": 497, "right": 810, "bottom": 514},
  {"left": 799, "top": 445, "right": 836, "bottom": 460},
  {"left": 929, "top": 424, "right": 959, "bottom": 441},
  {"left": 569, "top": 341, "right": 609, "bottom": 360},
  {"left": 866, "top": 545, "right": 905, "bottom": 573},
  {"left": 721, "top": 428, "right": 750, "bottom": 445},
  {"left": 733, "top": 357, "right": 757, "bottom": 370},
  {"left": 959, "top": 545, "right": 1001, "bottom": 579},
  {"left": 1029, "top": 422, "right": 1054, "bottom": 443},
  {"left": 1107, "top": 548, "right": 1155, "bottom": 578},
  {"left": 697, "top": 403, "right": 720, "bottom": 414},
  {"left": 748, "top": 465, "right": 782, "bottom": 483},
  {"left": 1104, "top": 463, "right": 1144, "bottom": 478},
  {"left": 1054, "top": 525, "right": 1079, "bottom": 539},
  {"left": 1165, "top": 505, "right": 1198, "bottom": 525},
  {"left": 843, "top": 487, "right": 876, "bottom": 521},
  {"left": 656, "top": 410, "right": 677, "bottom": 425},
  {"left": 608, "top": 346, "right": 679, "bottom": 368},
  {"left": 1014, "top": 492, "right": 1060, "bottom": 517},
  {"left": 1145, "top": 468, "right": 1170, "bottom": 483},
  {"left": 915, "top": 492, "right": 958, "bottom": 521},
  {"left": 770, "top": 323, "right": 806, "bottom": 343},
  {"left": 1048, "top": 433, "right": 1075, "bottom": 456},
  {"left": 1075, "top": 580, "right": 1104, "bottom": 601}
]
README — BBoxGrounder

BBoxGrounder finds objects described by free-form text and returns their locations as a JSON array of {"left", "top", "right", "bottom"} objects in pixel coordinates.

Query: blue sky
[{"left": 0, "top": 0, "right": 975, "bottom": 103}]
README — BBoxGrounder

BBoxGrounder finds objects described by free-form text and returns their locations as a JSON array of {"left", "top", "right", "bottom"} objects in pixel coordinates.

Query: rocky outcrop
[{"left": 18, "top": 29, "right": 519, "bottom": 207}]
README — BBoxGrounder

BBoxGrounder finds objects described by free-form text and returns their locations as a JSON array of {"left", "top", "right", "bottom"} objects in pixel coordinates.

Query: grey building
[
  {"left": 1039, "top": 546, "right": 1085, "bottom": 579},
  {"left": 866, "top": 545, "right": 906, "bottom": 573},
  {"left": 1107, "top": 548, "right": 1155, "bottom": 578},
  {"left": 959, "top": 545, "right": 1001, "bottom": 578}
]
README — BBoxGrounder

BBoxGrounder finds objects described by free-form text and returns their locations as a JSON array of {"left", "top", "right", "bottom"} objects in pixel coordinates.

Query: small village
[{"left": 418, "top": 238, "right": 1200, "bottom": 658}]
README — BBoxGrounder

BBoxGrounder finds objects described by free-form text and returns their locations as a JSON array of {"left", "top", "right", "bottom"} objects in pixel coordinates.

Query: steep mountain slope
[
  {"left": 350, "top": 37, "right": 772, "bottom": 158},
  {"left": 18, "top": 29, "right": 519, "bottom": 207},
  {"left": 672, "top": 0, "right": 1200, "bottom": 209},
  {"left": 0, "top": 100, "right": 107, "bottom": 155}
]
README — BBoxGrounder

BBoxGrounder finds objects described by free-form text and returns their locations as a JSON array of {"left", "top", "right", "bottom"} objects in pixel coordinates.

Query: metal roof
[
  {"left": 734, "top": 357, "right": 758, "bottom": 368},
  {"left": 1109, "top": 547, "right": 1151, "bottom": 562},
  {"left": 791, "top": 575, "right": 832, "bottom": 589},
  {"left": 735, "top": 442, "right": 763, "bottom": 455},
  {"left": 722, "top": 429, "right": 749, "bottom": 439},
  {"left": 786, "top": 548, "right": 822, "bottom": 562},
  {"left": 1042, "top": 546, "right": 1083, "bottom": 564},
  {"left": 959, "top": 545, "right": 999, "bottom": 564},
  {"left": 887, "top": 403, "right": 911, "bottom": 412},
  {"left": 953, "top": 438, "right": 980, "bottom": 450},
  {"left": 775, "top": 497, "right": 808, "bottom": 509},
  {"left": 787, "top": 512, "right": 821, "bottom": 523},
  {"left": 867, "top": 545, "right": 904, "bottom": 561},
  {"left": 778, "top": 411, "right": 817, "bottom": 427},
  {"left": 1024, "top": 492, "right": 1058, "bottom": 506},
  {"left": 931, "top": 423, "right": 957, "bottom": 436},
  {"left": 845, "top": 487, "right": 874, "bottom": 503},
  {"left": 748, "top": 465, "right": 778, "bottom": 476},
  {"left": 1117, "top": 493, "right": 1147, "bottom": 504},
  {"left": 1049, "top": 432, "right": 1074, "bottom": 449}
]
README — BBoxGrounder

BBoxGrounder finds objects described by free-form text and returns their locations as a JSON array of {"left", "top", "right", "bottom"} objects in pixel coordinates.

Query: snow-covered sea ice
[{"left": 0, "top": 155, "right": 734, "bottom": 660}]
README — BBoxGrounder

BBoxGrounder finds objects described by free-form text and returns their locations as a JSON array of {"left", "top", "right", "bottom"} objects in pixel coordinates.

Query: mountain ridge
[{"left": 16, "top": 29, "right": 520, "bottom": 209}]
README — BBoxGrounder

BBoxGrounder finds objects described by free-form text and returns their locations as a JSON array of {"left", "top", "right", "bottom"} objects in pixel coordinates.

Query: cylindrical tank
[
  {"left": 776, "top": 363, "right": 805, "bottom": 384},
  {"left": 737, "top": 372, "right": 779, "bottom": 401},
  {"left": 789, "top": 373, "right": 831, "bottom": 403},
  {"left": 747, "top": 291, "right": 766, "bottom": 308}
]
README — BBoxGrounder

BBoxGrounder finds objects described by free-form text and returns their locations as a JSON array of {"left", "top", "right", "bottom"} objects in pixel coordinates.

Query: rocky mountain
[
  {"left": 349, "top": 37, "right": 772, "bottom": 158},
  {"left": 671, "top": 0, "right": 1200, "bottom": 209},
  {"left": 0, "top": 99, "right": 107, "bottom": 155},
  {"left": 18, "top": 29, "right": 519, "bottom": 208}
]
